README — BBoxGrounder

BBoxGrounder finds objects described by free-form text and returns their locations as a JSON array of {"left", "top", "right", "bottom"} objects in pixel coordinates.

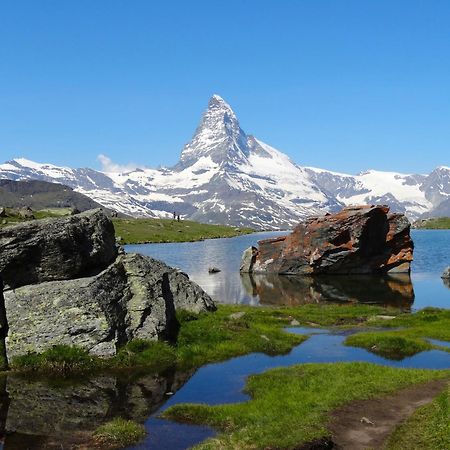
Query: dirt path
[{"left": 327, "top": 378, "right": 448, "bottom": 449}]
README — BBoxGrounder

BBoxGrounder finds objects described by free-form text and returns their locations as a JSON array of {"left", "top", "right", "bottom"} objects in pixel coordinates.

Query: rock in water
[
  {"left": 441, "top": 267, "right": 450, "bottom": 279},
  {"left": 241, "top": 205, "right": 414, "bottom": 275},
  {"left": 1, "top": 209, "right": 215, "bottom": 358},
  {"left": 0, "top": 209, "right": 117, "bottom": 289}
]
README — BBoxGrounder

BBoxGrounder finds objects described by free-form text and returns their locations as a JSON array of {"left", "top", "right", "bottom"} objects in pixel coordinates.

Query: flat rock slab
[{"left": 328, "top": 379, "right": 448, "bottom": 449}]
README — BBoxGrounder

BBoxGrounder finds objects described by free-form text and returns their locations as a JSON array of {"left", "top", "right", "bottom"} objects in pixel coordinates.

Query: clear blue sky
[{"left": 1, "top": 0, "right": 449, "bottom": 174}]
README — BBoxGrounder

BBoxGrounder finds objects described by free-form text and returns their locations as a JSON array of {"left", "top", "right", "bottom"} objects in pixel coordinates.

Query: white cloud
[{"left": 97, "top": 154, "right": 144, "bottom": 173}]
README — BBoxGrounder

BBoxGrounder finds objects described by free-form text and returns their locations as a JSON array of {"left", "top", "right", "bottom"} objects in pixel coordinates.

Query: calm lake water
[
  {"left": 2, "top": 230, "right": 449, "bottom": 449},
  {"left": 126, "top": 229, "right": 450, "bottom": 310}
]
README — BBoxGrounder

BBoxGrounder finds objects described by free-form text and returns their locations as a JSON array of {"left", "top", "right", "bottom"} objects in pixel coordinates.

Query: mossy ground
[
  {"left": 386, "top": 385, "right": 450, "bottom": 450},
  {"left": 112, "top": 217, "right": 253, "bottom": 244},
  {"left": 345, "top": 307, "right": 450, "bottom": 358},
  {"left": 163, "top": 362, "right": 449, "bottom": 449},
  {"left": 93, "top": 418, "right": 146, "bottom": 448}
]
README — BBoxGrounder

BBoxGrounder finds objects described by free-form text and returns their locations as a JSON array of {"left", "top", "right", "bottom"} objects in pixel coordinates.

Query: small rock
[
  {"left": 229, "top": 312, "right": 246, "bottom": 320},
  {"left": 306, "top": 322, "right": 320, "bottom": 327},
  {"left": 165, "top": 391, "right": 174, "bottom": 396},
  {"left": 18, "top": 207, "right": 34, "bottom": 220},
  {"left": 360, "top": 417, "right": 375, "bottom": 425},
  {"left": 260, "top": 334, "right": 270, "bottom": 341},
  {"left": 375, "top": 315, "right": 396, "bottom": 320},
  {"left": 0, "top": 207, "right": 6, "bottom": 218},
  {"left": 208, "top": 267, "right": 221, "bottom": 274},
  {"left": 371, "top": 345, "right": 378, "bottom": 350},
  {"left": 441, "top": 267, "right": 450, "bottom": 280},
  {"left": 290, "top": 319, "right": 300, "bottom": 326}
]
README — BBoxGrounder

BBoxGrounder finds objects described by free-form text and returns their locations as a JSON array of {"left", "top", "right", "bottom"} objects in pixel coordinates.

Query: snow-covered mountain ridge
[{"left": 1, "top": 95, "right": 449, "bottom": 228}]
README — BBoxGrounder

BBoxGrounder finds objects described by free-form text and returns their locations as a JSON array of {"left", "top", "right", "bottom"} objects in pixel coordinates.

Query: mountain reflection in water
[{"left": 241, "top": 273, "right": 414, "bottom": 309}]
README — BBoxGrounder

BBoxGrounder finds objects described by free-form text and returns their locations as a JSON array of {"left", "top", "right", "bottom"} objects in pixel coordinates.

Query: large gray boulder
[
  {"left": 0, "top": 209, "right": 117, "bottom": 289},
  {"left": 4, "top": 253, "right": 215, "bottom": 359},
  {"left": 1, "top": 209, "right": 215, "bottom": 359}
]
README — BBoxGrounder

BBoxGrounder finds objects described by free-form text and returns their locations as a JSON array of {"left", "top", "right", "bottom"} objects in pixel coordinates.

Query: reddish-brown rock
[{"left": 241, "top": 205, "right": 414, "bottom": 275}]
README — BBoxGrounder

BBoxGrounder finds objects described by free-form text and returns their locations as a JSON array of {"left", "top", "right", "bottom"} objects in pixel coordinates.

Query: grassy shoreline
[
  {"left": 8, "top": 303, "right": 393, "bottom": 375},
  {"left": 0, "top": 208, "right": 256, "bottom": 243},
  {"left": 112, "top": 217, "right": 254, "bottom": 244},
  {"left": 6, "top": 304, "right": 450, "bottom": 449},
  {"left": 163, "top": 363, "right": 449, "bottom": 449},
  {"left": 413, "top": 217, "right": 450, "bottom": 229}
]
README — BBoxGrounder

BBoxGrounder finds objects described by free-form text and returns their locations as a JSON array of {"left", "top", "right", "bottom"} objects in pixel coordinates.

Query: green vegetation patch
[
  {"left": 345, "top": 308, "right": 450, "bottom": 358},
  {"left": 387, "top": 385, "right": 450, "bottom": 450},
  {"left": 345, "top": 332, "right": 432, "bottom": 359},
  {"left": 112, "top": 217, "right": 253, "bottom": 244},
  {"left": 113, "top": 339, "right": 176, "bottom": 372},
  {"left": 0, "top": 207, "right": 72, "bottom": 227},
  {"left": 9, "top": 303, "right": 390, "bottom": 375},
  {"left": 93, "top": 418, "right": 146, "bottom": 448},
  {"left": 414, "top": 217, "right": 450, "bottom": 229},
  {"left": 163, "top": 362, "right": 448, "bottom": 450},
  {"left": 11, "top": 345, "right": 98, "bottom": 374}
]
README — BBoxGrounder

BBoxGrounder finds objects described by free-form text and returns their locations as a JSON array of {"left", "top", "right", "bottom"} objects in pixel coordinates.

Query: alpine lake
[{"left": 1, "top": 230, "right": 449, "bottom": 449}]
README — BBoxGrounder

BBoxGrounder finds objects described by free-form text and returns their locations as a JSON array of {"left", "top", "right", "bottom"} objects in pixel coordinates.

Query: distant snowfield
[{"left": 1, "top": 95, "right": 449, "bottom": 228}]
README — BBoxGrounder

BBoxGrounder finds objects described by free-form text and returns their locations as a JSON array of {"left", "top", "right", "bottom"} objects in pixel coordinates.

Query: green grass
[
  {"left": 0, "top": 206, "right": 72, "bottom": 227},
  {"left": 93, "top": 418, "right": 146, "bottom": 448},
  {"left": 9, "top": 303, "right": 391, "bottom": 374},
  {"left": 414, "top": 217, "right": 450, "bottom": 229},
  {"left": 345, "top": 332, "right": 433, "bottom": 359},
  {"left": 11, "top": 345, "right": 98, "bottom": 374},
  {"left": 387, "top": 385, "right": 450, "bottom": 450},
  {"left": 112, "top": 217, "right": 253, "bottom": 244},
  {"left": 345, "top": 307, "right": 450, "bottom": 358},
  {"left": 163, "top": 362, "right": 449, "bottom": 450}
]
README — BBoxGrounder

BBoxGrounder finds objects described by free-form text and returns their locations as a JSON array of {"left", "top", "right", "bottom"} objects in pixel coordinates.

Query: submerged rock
[
  {"left": 0, "top": 209, "right": 117, "bottom": 289},
  {"left": 1, "top": 210, "right": 215, "bottom": 358},
  {"left": 241, "top": 205, "right": 414, "bottom": 275}
]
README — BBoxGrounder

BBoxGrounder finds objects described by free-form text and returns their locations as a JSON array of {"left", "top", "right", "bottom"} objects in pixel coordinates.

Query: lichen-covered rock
[
  {"left": 241, "top": 205, "right": 414, "bottom": 275},
  {"left": 4, "top": 253, "right": 215, "bottom": 359},
  {"left": 0, "top": 209, "right": 117, "bottom": 289}
]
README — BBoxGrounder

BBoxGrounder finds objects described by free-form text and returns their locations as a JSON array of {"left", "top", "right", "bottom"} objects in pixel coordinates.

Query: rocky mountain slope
[
  {"left": 0, "top": 179, "right": 106, "bottom": 212},
  {"left": 0, "top": 95, "right": 448, "bottom": 228}
]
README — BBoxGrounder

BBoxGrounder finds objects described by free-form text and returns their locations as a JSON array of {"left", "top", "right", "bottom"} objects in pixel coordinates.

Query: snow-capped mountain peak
[
  {"left": 177, "top": 94, "right": 249, "bottom": 170},
  {"left": 0, "top": 95, "right": 449, "bottom": 228}
]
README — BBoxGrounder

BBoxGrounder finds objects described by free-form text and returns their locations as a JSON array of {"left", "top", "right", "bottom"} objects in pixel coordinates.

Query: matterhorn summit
[{"left": 177, "top": 94, "right": 249, "bottom": 170}]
